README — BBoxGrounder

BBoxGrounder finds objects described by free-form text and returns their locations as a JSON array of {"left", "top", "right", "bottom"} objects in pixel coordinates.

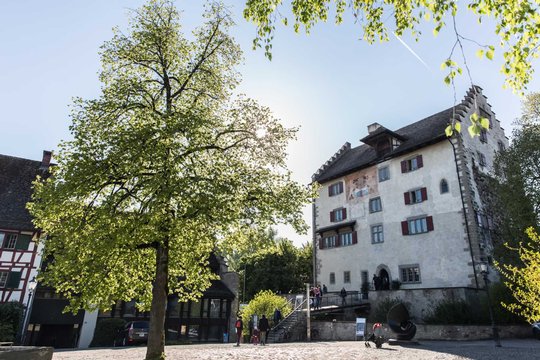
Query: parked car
[
  {"left": 114, "top": 321, "right": 149, "bottom": 346},
  {"left": 533, "top": 322, "right": 540, "bottom": 340}
]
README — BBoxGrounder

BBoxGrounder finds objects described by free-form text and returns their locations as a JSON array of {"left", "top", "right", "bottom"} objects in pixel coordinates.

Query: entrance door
[{"left": 379, "top": 269, "right": 390, "bottom": 290}]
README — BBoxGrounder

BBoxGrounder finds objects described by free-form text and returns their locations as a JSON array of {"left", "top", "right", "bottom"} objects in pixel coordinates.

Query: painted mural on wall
[{"left": 345, "top": 168, "right": 379, "bottom": 219}]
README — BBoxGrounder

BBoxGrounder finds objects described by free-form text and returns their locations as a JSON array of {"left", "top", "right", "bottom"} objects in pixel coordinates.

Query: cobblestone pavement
[{"left": 53, "top": 339, "right": 540, "bottom": 360}]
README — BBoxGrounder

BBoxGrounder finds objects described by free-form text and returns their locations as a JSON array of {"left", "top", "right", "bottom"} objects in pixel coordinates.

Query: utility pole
[{"left": 306, "top": 283, "right": 311, "bottom": 341}]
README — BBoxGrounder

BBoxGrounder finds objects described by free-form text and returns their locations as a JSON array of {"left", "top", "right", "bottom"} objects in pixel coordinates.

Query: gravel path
[{"left": 52, "top": 339, "right": 540, "bottom": 360}]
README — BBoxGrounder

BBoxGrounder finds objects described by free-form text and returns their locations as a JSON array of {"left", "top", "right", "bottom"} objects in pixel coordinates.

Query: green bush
[
  {"left": 90, "top": 318, "right": 126, "bottom": 347},
  {"left": 488, "top": 281, "right": 527, "bottom": 325},
  {"left": 423, "top": 299, "right": 478, "bottom": 324},
  {"left": 371, "top": 297, "right": 401, "bottom": 323},
  {"left": 0, "top": 301, "right": 24, "bottom": 342},
  {"left": 241, "top": 290, "right": 292, "bottom": 335}
]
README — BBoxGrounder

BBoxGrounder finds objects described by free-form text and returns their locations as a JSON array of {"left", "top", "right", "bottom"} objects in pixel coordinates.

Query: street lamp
[
  {"left": 21, "top": 277, "right": 37, "bottom": 345},
  {"left": 479, "top": 263, "right": 501, "bottom": 347}
]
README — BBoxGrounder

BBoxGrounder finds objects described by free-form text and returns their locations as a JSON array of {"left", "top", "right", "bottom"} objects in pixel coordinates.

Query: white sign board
[{"left": 355, "top": 317, "right": 366, "bottom": 337}]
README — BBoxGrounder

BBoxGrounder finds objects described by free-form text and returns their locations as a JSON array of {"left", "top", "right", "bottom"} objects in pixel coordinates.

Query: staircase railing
[{"left": 269, "top": 298, "right": 308, "bottom": 342}]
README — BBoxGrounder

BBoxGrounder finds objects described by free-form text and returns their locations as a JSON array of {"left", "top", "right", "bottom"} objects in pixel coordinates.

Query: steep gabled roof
[
  {"left": 0, "top": 154, "right": 47, "bottom": 231},
  {"left": 313, "top": 106, "right": 455, "bottom": 183}
]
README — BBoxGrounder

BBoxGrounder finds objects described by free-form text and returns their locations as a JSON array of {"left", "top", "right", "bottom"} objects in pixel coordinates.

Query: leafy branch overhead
[
  {"left": 28, "top": 1, "right": 314, "bottom": 359},
  {"left": 244, "top": 0, "right": 540, "bottom": 92}
]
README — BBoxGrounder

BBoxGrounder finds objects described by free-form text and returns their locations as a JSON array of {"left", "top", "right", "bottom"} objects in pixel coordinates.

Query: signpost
[{"left": 355, "top": 318, "right": 366, "bottom": 341}]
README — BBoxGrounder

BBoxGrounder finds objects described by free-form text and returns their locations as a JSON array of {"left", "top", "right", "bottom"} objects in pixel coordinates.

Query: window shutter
[
  {"left": 352, "top": 231, "right": 357, "bottom": 244},
  {"left": 15, "top": 234, "right": 32, "bottom": 250},
  {"left": 319, "top": 238, "right": 325, "bottom": 249},
  {"left": 342, "top": 208, "right": 347, "bottom": 220},
  {"left": 421, "top": 187, "right": 428, "bottom": 201},
  {"left": 401, "top": 221, "right": 409, "bottom": 235},
  {"left": 426, "top": 216, "right": 434, "bottom": 231},
  {"left": 328, "top": 186, "right": 332, "bottom": 196},
  {"left": 6, "top": 271, "right": 21, "bottom": 288},
  {"left": 400, "top": 160, "right": 407, "bottom": 173},
  {"left": 339, "top": 182, "right": 344, "bottom": 193},
  {"left": 336, "top": 235, "right": 341, "bottom": 247},
  {"left": 330, "top": 211, "right": 335, "bottom": 222},
  {"left": 404, "top": 192, "right": 411, "bottom": 205},
  {"left": 417, "top": 155, "right": 423, "bottom": 168}
]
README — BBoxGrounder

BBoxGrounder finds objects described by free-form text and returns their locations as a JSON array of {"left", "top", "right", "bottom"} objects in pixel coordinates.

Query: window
[
  {"left": 404, "top": 187, "right": 427, "bottom": 204},
  {"left": 340, "top": 232, "right": 353, "bottom": 246},
  {"left": 477, "top": 152, "right": 486, "bottom": 167},
  {"left": 0, "top": 272, "right": 8, "bottom": 288},
  {"left": 369, "top": 197, "right": 382, "bottom": 213},
  {"left": 328, "top": 182, "right": 344, "bottom": 197},
  {"left": 330, "top": 208, "right": 347, "bottom": 222},
  {"left": 401, "top": 216, "right": 434, "bottom": 235},
  {"left": 344, "top": 271, "right": 351, "bottom": 283},
  {"left": 480, "top": 108, "right": 492, "bottom": 129},
  {"left": 479, "top": 129, "right": 488, "bottom": 143},
  {"left": 371, "top": 225, "right": 384, "bottom": 243},
  {"left": 440, "top": 179, "right": 449, "bottom": 194},
  {"left": 400, "top": 155, "right": 423, "bottom": 173},
  {"left": 498, "top": 141, "right": 505, "bottom": 152},
  {"left": 329, "top": 272, "right": 335, "bottom": 284},
  {"left": 400, "top": 265, "right": 421, "bottom": 283},
  {"left": 378, "top": 166, "right": 390, "bottom": 182},
  {"left": 324, "top": 235, "right": 337, "bottom": 248},
  {"left": 2, "top": 233, "right": 17, "bottom": 249}
]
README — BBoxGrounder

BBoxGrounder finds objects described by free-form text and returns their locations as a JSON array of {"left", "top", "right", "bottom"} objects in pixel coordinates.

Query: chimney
[
  {"left": 40, "top": 150, "right": 52, "bottom": 170},
  {"left": 367, "top": 123, "right": 382, "bottom": 134}
]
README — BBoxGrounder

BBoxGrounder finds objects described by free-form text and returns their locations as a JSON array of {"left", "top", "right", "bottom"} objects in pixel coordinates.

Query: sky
[{"left": 1, "top": 1, "right": 538, "bottom": 246}]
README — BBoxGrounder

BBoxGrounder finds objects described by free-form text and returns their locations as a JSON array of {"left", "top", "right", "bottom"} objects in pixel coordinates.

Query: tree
[
  {"left": 240, "top": 290, "right": 292, "bottom": 335},
  {"left": 242, "top": 239, "right": 312, "bottom": 300},
  {"left": 243, "top": 0, "right": 540, "bottom": 92},
  {"left": 28, "top": 1, "right": 313, "bottom": 359},
  {"left": 493, "top": 93, "right": 540, "bottom": 321}
]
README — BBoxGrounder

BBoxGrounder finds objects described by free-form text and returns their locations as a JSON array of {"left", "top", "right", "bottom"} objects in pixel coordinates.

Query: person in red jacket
[{"left": 234, "top": 315, "right": 243, "bottom": 346}]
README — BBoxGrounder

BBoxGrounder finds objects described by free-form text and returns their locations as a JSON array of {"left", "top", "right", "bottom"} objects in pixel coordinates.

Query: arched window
[{"left": 440, "top": 179, "right": 449, "bottom": 194}]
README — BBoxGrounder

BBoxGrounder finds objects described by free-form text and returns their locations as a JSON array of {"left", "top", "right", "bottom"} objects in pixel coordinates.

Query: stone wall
[{"left": 311, "top": 321, "right": 531, "bottom": 341}]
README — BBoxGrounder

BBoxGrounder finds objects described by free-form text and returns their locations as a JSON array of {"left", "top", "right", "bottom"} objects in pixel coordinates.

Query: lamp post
[
  {"left": 479, "top": 263, "right": 501, "bottom": 347},
  {"left": 21, "top": 277, "right": 37, "bottom": 345}
]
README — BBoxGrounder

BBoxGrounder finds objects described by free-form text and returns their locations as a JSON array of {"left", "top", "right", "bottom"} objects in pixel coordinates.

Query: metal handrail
[{"left": 271, "top": 298, "right": 307, "bottom": 333}]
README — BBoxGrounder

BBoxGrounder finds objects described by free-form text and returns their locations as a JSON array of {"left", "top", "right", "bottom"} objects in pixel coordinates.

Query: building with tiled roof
[{"left": 312, "top": 87, "right": 508, "bottom": 315}]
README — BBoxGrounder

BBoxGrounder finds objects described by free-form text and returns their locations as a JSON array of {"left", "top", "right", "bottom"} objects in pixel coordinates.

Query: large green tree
[
  {"left": 493, "top": 93, "right": 540, "bottom": 321},
  {"left": 242, "top": 238, "right": 312, "bottom": 300},
  {"left": 244, "top": 0, "right": 540, "bottom": 92},
  {"left": 28, "top": 1, "right": 312, "bottom": 359}
]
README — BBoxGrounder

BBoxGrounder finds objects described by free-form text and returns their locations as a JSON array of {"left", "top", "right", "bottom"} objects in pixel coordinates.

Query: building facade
[{"left": 312, "top": 87, "right": 508, "bottom": 295}]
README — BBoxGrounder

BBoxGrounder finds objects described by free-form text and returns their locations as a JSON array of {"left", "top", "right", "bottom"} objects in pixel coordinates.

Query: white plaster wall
[{"left": 316, "top": 141, "right": 472, "bottom": 292}]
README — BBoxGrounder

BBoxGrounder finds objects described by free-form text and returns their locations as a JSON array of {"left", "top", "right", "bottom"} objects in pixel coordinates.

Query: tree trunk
[{"left": 145, "top": 242, "right": 169, "bottom": 360}]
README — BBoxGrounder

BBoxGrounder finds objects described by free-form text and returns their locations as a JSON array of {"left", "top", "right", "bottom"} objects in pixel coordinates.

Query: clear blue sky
[{"left": 1, "top": 1, "right": 538, "bottom": 246}]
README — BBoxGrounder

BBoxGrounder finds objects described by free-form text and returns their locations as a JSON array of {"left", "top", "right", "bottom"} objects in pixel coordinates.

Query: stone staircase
[{"left": 267, "top": 300, "right": 307, "bottom": 343}]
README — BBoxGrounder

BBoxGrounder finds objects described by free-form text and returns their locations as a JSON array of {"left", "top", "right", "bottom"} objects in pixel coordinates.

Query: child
[{"left": 251, "top": 327, "right": 260, "bottom": 345}]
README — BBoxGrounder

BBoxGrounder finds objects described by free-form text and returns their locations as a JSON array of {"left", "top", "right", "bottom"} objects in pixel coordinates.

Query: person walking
[
  {"left": 234, "top": 315, "right": 243, "bottom": 346},
  {"left": 258, "top": 314, "right": 270, "bottom": 346},
  {"left": 340, "top": 287, "right": 347, "bottom": 306},
  {"left": 273, "top": 307, "right": 282, "bottom": 327}
]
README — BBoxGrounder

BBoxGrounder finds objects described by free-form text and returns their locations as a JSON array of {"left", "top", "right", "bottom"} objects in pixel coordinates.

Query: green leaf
[
  {"left": 468, "top": 124, "right": 479, "bottom": 137},
  {"left": 486, "top": 49, "right": 494, "bottom": 60},
  {"left": 476, "top": 49, "right": 485, "bottom": 58},
  {"left": 455, "top": 122, "right": 461, "bottom": 133},
  {"left": 445, "top": 125, "right": 453, "bottom": 137},
  {"left": 480, "top": 117, "right": 490, "bottom": 129}
]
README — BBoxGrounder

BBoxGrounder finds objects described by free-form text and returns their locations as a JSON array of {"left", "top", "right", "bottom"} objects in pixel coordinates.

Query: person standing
[
  {"left": 322, "top": 284, "right": 328, "bottom": 294},
  {"left": 340, "top": 287, "right": 347, "bottom": 306},
  {"left": 234, "top": 315, "right": 243, "bottom": 346},
  {"left": 316, "top": 284, "right": 323, "bottom": 309},
  {"left": 273, "top": 307, "right": 282, "bottom": 327},
  {"left": 258, "top": 314, "right": 270, "bottom": 346}
]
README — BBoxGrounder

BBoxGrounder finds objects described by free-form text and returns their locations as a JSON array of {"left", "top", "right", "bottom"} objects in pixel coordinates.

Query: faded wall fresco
[{"left": 345, "top": 168, "right": 378, "bottom": 219}]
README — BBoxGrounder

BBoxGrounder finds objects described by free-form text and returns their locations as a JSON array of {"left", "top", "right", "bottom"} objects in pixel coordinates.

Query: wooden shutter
[
  {"left": 328, "top": 186, "right": 332, "bottom": 196},
  {"left": 15, "top": 234, "right": 32, "bottom": 250},
  {"left": 342, "top": 208, "right": 347, "bottom": 220},
  {"left": 319, "top": 238, "right": 325, "bottom": 249},
  {"left": 352, "top": 231, "right": 358, "bottom": 244},
  {"left": 6, "top": 271, "right": 21, "bottom": 288},
  {"left": 400, "top": 160, "right": 407, "bottom": 173},
  {"left": 417, "top": 155, "right": 423, "bottom": 169},
  {"left": 336, "top": 235, "right": 341, "bottom": 247},
  {"left": 421, "top": 187, "right": 428, "bottom": 201},
  {"left": 339, "top": 182, "right": 344, "bottom": 194},
  {"left": 401, "top": 221, "right": 409, "bottom": 235},
  {"left": 404, "top": 192, "right": 411, "bottom": 205},
  {"left": 330, "top": 211, "right": 335, "bottom": 222},
  {"left": 426, "top": 216, "right": 434, "bottom": 231}
]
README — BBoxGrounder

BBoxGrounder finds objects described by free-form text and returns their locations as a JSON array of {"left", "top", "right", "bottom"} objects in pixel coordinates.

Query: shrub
[
  {"left": 480, "top": 281, "right": 527, "bottom": 325},
  {"left": 0, "top": 301, "right": 24, "bottom": 343},
  {"left": 241, "top": 290, "right": 292, "bottom": 335},
  {"left": 90, "top": 318, "right": 126, "bottom": 347},
  {"left": 423, "top": 299, "right": 478, "bottom": 324},
  {"left": 391, "top": 280, "right": 401, "bottom": 290},
  {"left": 371, "top": 297, "right": 401, "bottom": 323}
]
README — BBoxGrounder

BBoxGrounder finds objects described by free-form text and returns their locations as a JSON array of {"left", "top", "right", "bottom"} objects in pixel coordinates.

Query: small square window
[
  {"left": 330, "top": 208, "right": 347, "bottom": 222},
  {"left": 378, "top": 167, "right": 390, "bottom": 182},
  {"left": 344, "top": 271, "right": 351, "bottom": 283},
  {"left": 329, "top": 272, "right": 335, "bottom": 284},
  {"left": 369, "top": 197, "right": 382, "bottom": 213},
  {"left": 400, "top": 265, "right": 421, "bottom": 283},
  {"left": 479, "top": 129, "right": 488, "bottom": 143},
  {"left": 2, "top": 233, "right": 17, "bottom": 249},
  {"left": 328, "top": 182, "right": 344, "bottom": 197}
]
